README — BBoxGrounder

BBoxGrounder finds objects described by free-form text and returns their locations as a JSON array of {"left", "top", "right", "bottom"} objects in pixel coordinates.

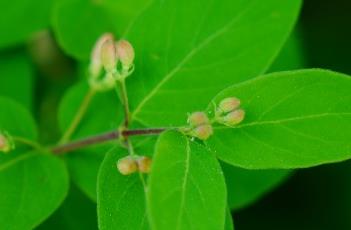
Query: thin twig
[
  {"left": 51, "top": 128, "right": 166, "bottom": 155},
  {"left": 123, "top": 128, "right": 166, "bottom": 136}
]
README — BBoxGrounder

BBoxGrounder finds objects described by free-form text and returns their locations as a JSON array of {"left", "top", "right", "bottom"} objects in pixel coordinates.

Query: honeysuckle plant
[{"left": 1, "top": 0, "right": 351, "bottom": 230}]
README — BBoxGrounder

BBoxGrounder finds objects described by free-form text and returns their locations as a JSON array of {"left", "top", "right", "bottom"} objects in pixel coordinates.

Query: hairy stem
[
  {"left": 51, "top": 128, "right": 166, "bottom": 155},
  {"left": 60, "top": 89, "right": 96, "bottom": 143}
]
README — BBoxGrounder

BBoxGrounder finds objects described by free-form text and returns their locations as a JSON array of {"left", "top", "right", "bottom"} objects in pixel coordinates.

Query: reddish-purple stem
[{"left": 51, "top": 128, "right": 166, "bottom": 155}]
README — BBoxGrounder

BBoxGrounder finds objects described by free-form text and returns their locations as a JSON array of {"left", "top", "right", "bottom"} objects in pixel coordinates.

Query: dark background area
[{"left": 234, "top": 0, "right": 351, "bottom": 229}]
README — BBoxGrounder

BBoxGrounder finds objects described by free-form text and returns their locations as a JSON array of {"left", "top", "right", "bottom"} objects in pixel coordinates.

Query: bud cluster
[
  {"left": 88, "top": 33, "right": 135, "bottom": 91},
  {"left": 117, "top": 155, "right": 152, "bottom": 175},
  {"left": 186, "top": 112, "right": 213, "bottom": 141},
  {"left": 0, "top": 131, "right": 15, "bottom": 153},
  {"left": 215, "top": 97, "right": 245, "bottom": 126}
]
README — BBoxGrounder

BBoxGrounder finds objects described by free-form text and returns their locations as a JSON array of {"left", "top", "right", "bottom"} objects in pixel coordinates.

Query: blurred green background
[{"left": 1, "top": 0, "right": 351, "bottom": 229}]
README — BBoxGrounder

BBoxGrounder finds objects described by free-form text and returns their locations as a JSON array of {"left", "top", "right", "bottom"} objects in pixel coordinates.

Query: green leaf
[
  {"left": 0, "top": 52, "right": 34, "bottom": 110},
  {"left": 37, "top": 185, "right": 98, "bottom": 230},
  {"left": 0, "top": 98, "right": 69, "bottom": 229},
  {"left": 52, "top": 0, "right": 113, "bottom": 60},
  {"left": 103, "top": 0, "right": 153, "bottom": 35},
  {"left": 0, "top": 151, "right": 69, "bottom": 230},
  {"left": 222, "top": 162, "right": 291, "bottom": 210},
  {"left": 219, "top": 29, "right": 302, "bottom": 211},
  {"left": 52, "top": 0, "right": 152, "bottom": 60},
  {"left": 207, "top": 69, "right": 351, "bottom": 169},
  {"left": 97, "top": 147, "right": 149, "bottom": 230},
  {"left": 0, "top": 0, "right": 53, "bottom": 48},
  {"left": 148, "top": 131, "right": 227, "bottom": 230},
  {"left": 0, "top": 97, "right": 37, "bottom": 139},
  {"left": 58, "top": 82, "right": 122, "bottom": 200},
  {"left": 126, "top": 0, "right": 302, "bottom": 126}
]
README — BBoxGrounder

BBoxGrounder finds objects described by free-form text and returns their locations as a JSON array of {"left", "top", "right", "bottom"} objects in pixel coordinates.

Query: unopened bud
[
  {"left": 101, "top": 39, "right": 118, "bottom": 73},
  {"left": 188, "top": 112, "right": 209, "bottom": 127},
  {"left": 89, "top": 33, "right": 114, "bottom": 78},
  {"left": 116, "top": 156, "right": 138, "bottom": 175},
  {"left": 116, "top": 40, "right": 135, "bottom": 71},
  {"left": 222, "top": 109, "right": 245, "bottom": 126},
  {"left": 137, "top": 156, "right": 152, "bottom": 173},
  {"left": 193, "top": 124, "right": 213, "bottom": 141},
  {"left": 0, "top": 131, "right": 14, "bottom": 153},
  {"left": 218, "top": 97, "right": 241, "bottom": 114}
]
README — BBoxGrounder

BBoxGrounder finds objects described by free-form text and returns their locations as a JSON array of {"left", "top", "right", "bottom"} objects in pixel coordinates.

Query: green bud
[
  {"left": 218, "top": 97, "right": 241, "bottom": 114},
  {"left": 116, "top": 156, "right": 138, "bottom": 175},
  {"left": 192, "top": 124, "right": 213, "bottom": 141},
  {"left": 116, "top": 40, "right": 135, "bottom": 71},
  {"left": 136, "top": 156, "right": 152, "bottom": 173},
  {"left": 89, "top": 33, "right": 114, "bottom": 78},
  {"left": 0, "top": 131, "right": 15, "bottom": 153},
  {"left": 101, "top": 39, "right": 118, "bottom": 73},
  {"left": 187, "top": 112, "right": 209, "bottom": 127},
  {"left": 222, "top": 109, "right": 245, "bottom": 126}
]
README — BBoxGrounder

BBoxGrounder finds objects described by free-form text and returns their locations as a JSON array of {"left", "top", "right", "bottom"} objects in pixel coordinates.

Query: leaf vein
[{"left": 175, "top": 139, "right": 191, "bottom": 230}]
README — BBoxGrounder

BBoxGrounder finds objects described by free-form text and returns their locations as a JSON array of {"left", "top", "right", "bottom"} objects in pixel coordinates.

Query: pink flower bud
[
  {"left": 116, "top": 40, "right": 135, "bottom": 70},
  {"left": 136, "top": 156, "right": 152, "bottom": 173},
  {"left": 101, "top": 39, "right": 118, "bottom": 73},
  {"left": 89, "top": 33, "right": 114, "bottom": 77},
  {"left": 187, "top": 112, "right": 210, "bottom": 127},
  {"left": 218, "top": 97, "right": 241, "bottom": 114},
  {"left": 193, "top": 124, "right": 213, "bottom": 141},
  {"left": 116, "top": 156, "right": 138, "bottom": 175},
  {"left": 223, "top": 109, "right": 245, "bottom": 126}
]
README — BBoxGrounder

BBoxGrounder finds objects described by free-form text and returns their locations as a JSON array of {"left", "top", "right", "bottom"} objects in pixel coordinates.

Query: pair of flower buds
[
  {"left": 117, "top": 155, "right": 152, "bottom": 175},
  {"left": 90, "top": 33, "right": 135, "bottom": 76},
  {"left": 215, "top": 97, "right": 245, "bottom": 126},
  {"left": 0, "top": 131, "right": 14, "bottom": 153},
  {"left": 187, "top": 97, "right": 245, "bottom": 141},
  {"left": 89, "top": 34, "right": 135, "bottom": 90}
]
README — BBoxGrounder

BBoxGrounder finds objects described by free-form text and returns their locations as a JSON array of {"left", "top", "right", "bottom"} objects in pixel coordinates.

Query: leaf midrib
[{"left": 175, "top": 139, "right": 191, "bottom": 230}]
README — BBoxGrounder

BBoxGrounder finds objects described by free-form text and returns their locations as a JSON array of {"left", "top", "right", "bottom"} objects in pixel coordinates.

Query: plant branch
[
  {"left": 51, "top": 128, "right": 166, "bottom": 155},
  {"left": 114, "top": 75, "right": 148, "bottom": 189},
  {"left": 60, "top": 89, "right": 96, "bottom": 143},
  {"left": 123, "top": 128, "right": 167, "bottom": 136}
]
